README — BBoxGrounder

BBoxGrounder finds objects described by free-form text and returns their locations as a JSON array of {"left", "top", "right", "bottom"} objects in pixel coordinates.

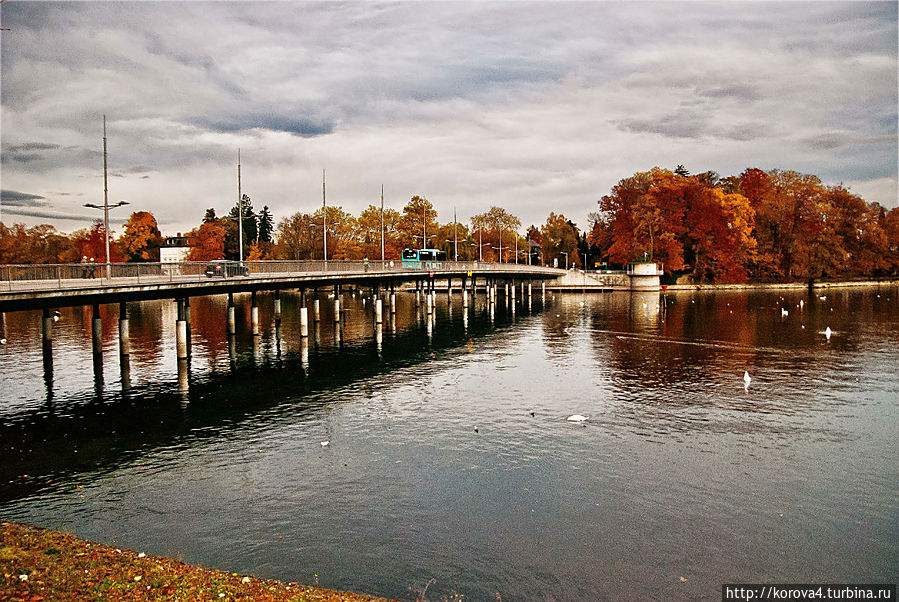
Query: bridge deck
[{"left": 0, "top": 261, "right": 563, "bottom": 312}]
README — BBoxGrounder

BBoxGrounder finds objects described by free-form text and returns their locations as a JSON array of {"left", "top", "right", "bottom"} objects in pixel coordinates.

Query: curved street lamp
[{"left": 84, "top": 200, "right": 129, "bottom": 279}]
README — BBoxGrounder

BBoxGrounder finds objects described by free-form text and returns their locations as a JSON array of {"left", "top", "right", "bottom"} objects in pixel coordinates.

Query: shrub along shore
[{"left": 0, "top": 521, "right": 395, "bottom": 602}]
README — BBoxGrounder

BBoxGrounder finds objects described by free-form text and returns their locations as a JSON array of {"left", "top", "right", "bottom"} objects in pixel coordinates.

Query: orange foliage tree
[
  {"left": 118, "top": 211, "right": 163, "bottom": 262},
  {"left": 0, "top": 223, "right": 75, "bottom": 263},
  {"left": 72, "top": 221, "right": 124, "bottom": 263},
  {"left": 187, "top": 222, "right": 225, "bottom": 261},
  {"left": 601, "top": 168, "right": 757, "bottom": 282}
]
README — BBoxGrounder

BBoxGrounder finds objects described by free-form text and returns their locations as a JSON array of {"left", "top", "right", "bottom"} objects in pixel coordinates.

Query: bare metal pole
[
  {"left": 422, "top": 204, "right": 426, "bottom": 249},
  {"left": 453, "top": 207, "right": 458, "bottom": 261},
  {"left": 103, "top": 115, "right": 110, "bottom": 280},
  {"left": 322, "top": 170, "right": 327, "bottom": 265},
  {"left": 380, "top": 184, "right": 385, "bottom": 264},
  {"left": 238, "top": 149, "right": 243, "bottom": 263},
  {"left": 478, "top": 226, "right": 482, "bottom": 262}
]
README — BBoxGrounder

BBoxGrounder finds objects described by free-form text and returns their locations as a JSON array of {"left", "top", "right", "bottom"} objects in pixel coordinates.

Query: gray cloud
[
  {"left": 1, "top": 142, "right": 62, "bottom": 164},
  {"left": 1, "top": 1, "right": 895, "bottom": 233},
  {"left": 3, "top": 206, "right": 126, "bottom": 224},
  {"left": 194, "top": 114, "right": 334, "bottom": 138},
  {"left": 1, "top": 190, "right": 49, "bottom": 206}
]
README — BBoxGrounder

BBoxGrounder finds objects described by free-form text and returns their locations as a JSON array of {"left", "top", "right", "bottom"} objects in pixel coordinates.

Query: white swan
[
  {"left": 824, "top": 326, "right": 832, "bottom": 340},
  {"left": 567, "top": 414, "right": 589, "bottom": 422},
  {"left": 743, "top": 370, "right": 752, "bottom": 389}
]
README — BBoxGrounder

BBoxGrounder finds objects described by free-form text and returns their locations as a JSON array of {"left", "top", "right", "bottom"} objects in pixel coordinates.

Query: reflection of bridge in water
[
  {"left": 0, "top": 260, "right": 563, "bottom": 397},
  {"left": 0, "top": 290, "right": 545, "bottom": 504}
]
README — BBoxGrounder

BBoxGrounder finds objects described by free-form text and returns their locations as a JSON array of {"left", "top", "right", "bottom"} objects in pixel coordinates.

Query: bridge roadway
[{"left": 0, "top": 260, "right": 564, "bottom": 312}]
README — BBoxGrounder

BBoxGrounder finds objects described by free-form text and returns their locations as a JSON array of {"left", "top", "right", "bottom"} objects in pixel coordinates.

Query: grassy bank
[{"left": 0, "top": 522, "right": 395, "bottom": 602}]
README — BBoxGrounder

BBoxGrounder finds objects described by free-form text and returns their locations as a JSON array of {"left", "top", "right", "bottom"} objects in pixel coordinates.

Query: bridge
[
  {"left": 0, "top": 260, "right": 562, "bottom": 312},
  {"left": 0, "top": 260, "right": 563, "bottom": 383}
]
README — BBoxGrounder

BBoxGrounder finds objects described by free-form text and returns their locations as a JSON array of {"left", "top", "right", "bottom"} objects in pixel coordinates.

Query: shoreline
[
  {"left": 0, "top": 521, "right": 395, "bottom": 601},
  {"left": 548, "top": 278, "right": 899, "bottom": 292},
  {"left": 664, "top": 278, "right": 899, "bottom": 291}
]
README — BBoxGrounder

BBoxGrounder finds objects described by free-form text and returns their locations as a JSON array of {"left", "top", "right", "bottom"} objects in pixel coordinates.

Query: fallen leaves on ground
[{"left": 0, "top": 522, "right": 394, "bottom": 601}]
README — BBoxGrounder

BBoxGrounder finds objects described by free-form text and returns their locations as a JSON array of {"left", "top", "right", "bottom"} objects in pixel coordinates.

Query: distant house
[{"left": 160, "top": 233, "right": 192, "bottom": 263}]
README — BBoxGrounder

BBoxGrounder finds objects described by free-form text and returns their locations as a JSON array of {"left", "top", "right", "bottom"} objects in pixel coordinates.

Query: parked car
[{"left": 204, "top": 260, "right": 249, "bottom": 278}]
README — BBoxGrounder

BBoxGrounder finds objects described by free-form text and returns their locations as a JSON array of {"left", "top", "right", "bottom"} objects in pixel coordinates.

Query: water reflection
[
  {"left": 1, "top": 287, "right": 896, "bottom": 601},
  {"left": 0, "top": 289, "right": 545, "bottom": 503}
]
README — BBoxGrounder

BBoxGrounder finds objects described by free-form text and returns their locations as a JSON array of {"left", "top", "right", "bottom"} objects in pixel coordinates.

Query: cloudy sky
[{"left": 1, "top": 1, "right": 896, "bottom": 236}]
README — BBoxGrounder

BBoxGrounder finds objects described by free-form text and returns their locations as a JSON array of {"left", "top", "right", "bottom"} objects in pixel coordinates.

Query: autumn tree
[
  {"left": 118, "top": 211, "right": 163, "bottom": 262},
  {"left": 525, "top": 225, "right": 543, "bottom": 265},
  {"left": 356, "top": 204, "right": 403, "bottom": 261},
  {"left": 586, "top": 212, "right": 613, "bottom": 267},
  {"left": 187, "top": 221, "right": 226, "bottom": 261},
  {"left": 310, "top": 205, "right": 356, "bottom": 260},
  {"left": 275, "top": 212, "right": 319, "bottom": 260},
  {"left": 0, "top": 223, "right": 74, "bottom": 263},
  {"left": 397, "top": 196, "right": 438, "bottom": 250},
  {"left": 601, "top": 168, "right": 756, "bottom": 281},
  {"left": 71, "top": 221, "right": 124, "bottom": 263},
  {"left": 468, "top": 207, "right": 521, "bottom": 262},
  {"left": 540, "top": 212, "right": 579, "bottom": 268},
  {"left": 203, "top": 208, "right": 217, "bottom": 223},
  {"left": 884, "top": 207, "right": 899, "bottom": 274}
]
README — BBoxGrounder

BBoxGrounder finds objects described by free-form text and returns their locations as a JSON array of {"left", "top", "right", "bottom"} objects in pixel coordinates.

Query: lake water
[{"left": 1, "top": 286, "right": 897, "bottom": 601}]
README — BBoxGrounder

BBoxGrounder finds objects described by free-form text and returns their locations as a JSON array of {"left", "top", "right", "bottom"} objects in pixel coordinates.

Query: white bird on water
[
  {"left": 781, "top": 308, "right": 789, "bottom": 318},
  {"left": 743, "top": 371, "right": 752, "bottom": 391},
  {"left": 320, "top": 441, "right": 330, "bottom": 447},
  {"left": 825, "top": 326, "right": 832, "bottom": 340},
  {"left": 567, "top": 414, "right": 589, "bottom": 422}
]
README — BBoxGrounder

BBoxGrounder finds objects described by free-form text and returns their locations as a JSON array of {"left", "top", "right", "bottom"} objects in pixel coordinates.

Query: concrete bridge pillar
[
  {"left": 177, "top": 358, "right": 189, "bottom": 400},
  {"left": 42, "top": 308, "right": 53, "bottom": 343},
  {"left": 274, "top": 290, "right": 282, "bottom": 322},
  {"left": 118, "top": 301, "right": 130, "bottom": 356},
  {"left": 390, "top": 292, "right": 397, "bottom": 313},
  {"left": 463, "top": 288, "right": 469, "bottom": 308},
  {"left": 176, "top": 298, "right": 188, "bottom": 360},
  {"left": 314, "top": 298, "right": 321, "bottom": 322},
  {"left": 299, "top": 306, "right": 309, "bottom": 337},
  {"left": 92, "top": 303, "right": 103, "bottom": 355},
  {"left": 227, "top": 293, "right": 236, "bottom": 335},
  {"left": 511, "top": 280, "right": 516, "bottom": 303},
  {"left": 375, "top": 298, "right": 383, "bottom": 324},
  {"left": 334, "top": 292, "right": 341, "bottom": 322},
  {"left": 184, "top": 297, "right": 191, "bottom": 357},
  {"left": 250, "top": 292, "right": 260, "bottom": 335}
]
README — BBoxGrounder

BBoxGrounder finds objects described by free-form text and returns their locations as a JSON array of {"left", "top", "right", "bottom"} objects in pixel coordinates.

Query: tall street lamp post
[{"left": 84, "top": 116, "right": 128, "bottom": 280}]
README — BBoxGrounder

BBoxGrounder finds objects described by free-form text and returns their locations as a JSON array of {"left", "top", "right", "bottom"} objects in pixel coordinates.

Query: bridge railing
[{"left": 1, "top": 260, "right": 562, "bottom": 292}]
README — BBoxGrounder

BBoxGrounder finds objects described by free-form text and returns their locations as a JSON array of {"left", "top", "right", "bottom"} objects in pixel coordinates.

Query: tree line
[
  {"left": 591, "top": 166, "right": 899, "bottom": 283},
  {"left": 2, "top": 165, "right": 898, "bottom": 282}
]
